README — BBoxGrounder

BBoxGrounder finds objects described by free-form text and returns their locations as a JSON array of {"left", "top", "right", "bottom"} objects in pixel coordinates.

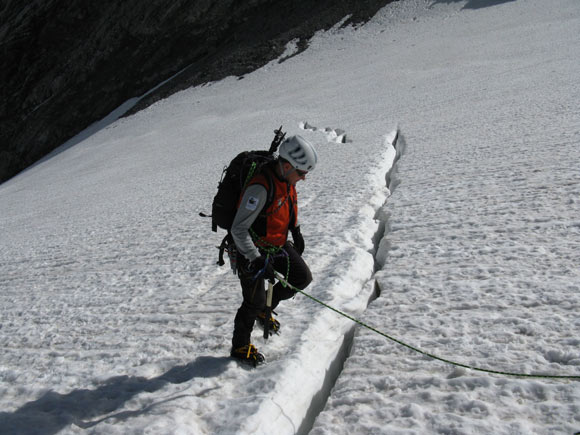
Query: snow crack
[
  {"left": 298, "top": 129, "right": 407, "bottom": 433},
  {"left": 374, "top": 129, "right": 406, "bottom": 271}
]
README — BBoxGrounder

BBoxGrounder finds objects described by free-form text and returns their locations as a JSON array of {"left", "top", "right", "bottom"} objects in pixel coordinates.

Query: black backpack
[
  {"left": 202, "top": 127, "right": 286, "bottom": 267},
  {"left": 210, "top": 149, "right": 276, "bottom": 232}
]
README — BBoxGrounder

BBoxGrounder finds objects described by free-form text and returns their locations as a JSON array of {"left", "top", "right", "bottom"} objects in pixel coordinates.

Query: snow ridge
[{"left": 303, "top": 129, "right": 407, "bottom": 433}]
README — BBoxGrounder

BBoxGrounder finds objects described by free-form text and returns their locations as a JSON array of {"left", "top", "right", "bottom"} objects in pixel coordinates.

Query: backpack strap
[
  {"left": 264, "top": 169, "right": 275, "bottom": 211},
  {"left": 288, "top": 189, "right": 297, "bottom": 229}
]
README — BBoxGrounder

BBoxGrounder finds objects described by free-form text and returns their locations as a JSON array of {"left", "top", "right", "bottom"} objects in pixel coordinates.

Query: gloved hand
[
  {"left": 291, "top": 226, "right": 305, "bottom": 255},
  {"left": 250, "top": 255, "right": 276, "bottom": 282}
]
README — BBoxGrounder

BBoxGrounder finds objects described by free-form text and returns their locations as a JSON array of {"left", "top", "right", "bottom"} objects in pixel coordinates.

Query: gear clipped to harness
[{"left": 217, "top": 234, "right": 238, "bottom": 274}]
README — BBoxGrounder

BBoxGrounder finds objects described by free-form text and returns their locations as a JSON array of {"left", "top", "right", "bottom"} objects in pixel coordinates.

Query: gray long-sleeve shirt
[{"left": 230, "top": 184, "right": 268, "bottom": 261}]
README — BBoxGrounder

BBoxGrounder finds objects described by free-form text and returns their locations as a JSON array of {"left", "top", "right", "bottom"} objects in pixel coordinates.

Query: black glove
[
  {"left": 250, "top": 255, "right": 276, "bottom": 282},
  {"left": 291, "top": 226, "right": 305, "bottom": 255}
]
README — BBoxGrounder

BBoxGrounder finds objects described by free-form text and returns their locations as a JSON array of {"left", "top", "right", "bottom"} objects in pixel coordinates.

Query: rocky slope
[{"left": 0, "top": 0, "right": 393, "bottom": 184}]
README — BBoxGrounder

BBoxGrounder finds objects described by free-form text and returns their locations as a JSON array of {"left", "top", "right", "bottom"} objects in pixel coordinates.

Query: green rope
[{"left": 274, "top": 273, "right": 580, "bottom": 381}]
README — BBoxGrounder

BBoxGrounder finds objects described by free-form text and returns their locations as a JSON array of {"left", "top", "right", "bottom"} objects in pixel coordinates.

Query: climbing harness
[
  {"left": 249, "top": 229, "right": 291, "bottom": 282},
  {"left": 273, "top": 272, "right": 580, "bottom": 381}
]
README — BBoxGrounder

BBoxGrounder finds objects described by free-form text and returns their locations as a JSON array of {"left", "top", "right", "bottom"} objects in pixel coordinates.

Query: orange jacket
[{"left": 246, "top": 168, "right": 297, "bottom": 248}]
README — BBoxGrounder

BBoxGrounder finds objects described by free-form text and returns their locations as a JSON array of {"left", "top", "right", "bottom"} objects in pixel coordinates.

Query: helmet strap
[{"left": 278, "top": 159, "right": 293, "bottom": 180}]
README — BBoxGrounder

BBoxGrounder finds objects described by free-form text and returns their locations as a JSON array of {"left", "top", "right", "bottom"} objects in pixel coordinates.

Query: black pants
[{"left": 231, "top": 242, "right": 312, "bottom": 349}]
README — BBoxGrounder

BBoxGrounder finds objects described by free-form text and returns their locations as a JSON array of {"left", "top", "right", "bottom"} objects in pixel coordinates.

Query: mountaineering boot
[
  {"left": 230, "top": 344, "right": 265, "bottom": 367},
  {"left": 256, "top": 311, "right": 280, "bottom": 336}
]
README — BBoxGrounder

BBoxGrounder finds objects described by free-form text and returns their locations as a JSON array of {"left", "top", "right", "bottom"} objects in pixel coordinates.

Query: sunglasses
[{"left": 295, "top": 169, "right": 308, "bottom": 177}]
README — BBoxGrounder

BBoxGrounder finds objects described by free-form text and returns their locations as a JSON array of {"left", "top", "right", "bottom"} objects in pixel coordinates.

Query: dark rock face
[{"left": 0, "top": 0, "right": 394, "bottom": 184}]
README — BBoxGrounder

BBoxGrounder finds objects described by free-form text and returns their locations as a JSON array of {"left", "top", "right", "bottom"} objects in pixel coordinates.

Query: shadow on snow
[
  {"left": 0, "top": 356, "right": 230, "bottom": 435},
  {"left": 431, "top": 0, "right": 517, "bottom": 10}
]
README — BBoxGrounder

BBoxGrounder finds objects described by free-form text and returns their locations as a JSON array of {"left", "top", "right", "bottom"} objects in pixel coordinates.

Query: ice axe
[
  {"left": 268, "top": 125, "right": 286, "bottom": 154},
  {"left": 263, "top": 278, "right": 275, "bottom": 339}
]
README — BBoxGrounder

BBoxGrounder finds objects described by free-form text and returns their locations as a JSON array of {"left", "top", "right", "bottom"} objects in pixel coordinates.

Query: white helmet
[{"left": 278, "top": 135, "right": 318, "bottom": 171}]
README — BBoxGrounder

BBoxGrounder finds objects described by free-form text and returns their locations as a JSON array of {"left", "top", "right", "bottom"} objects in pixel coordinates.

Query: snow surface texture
[{"left": 0, "top": 0, "right": 579, "bottom": 434}]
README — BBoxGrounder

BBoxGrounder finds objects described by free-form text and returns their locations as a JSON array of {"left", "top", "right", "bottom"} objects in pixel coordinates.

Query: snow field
[
  {"left": 0, "top": 37, "right": 402, "bottom": 432},
  {"left": 1, "top": 0, "right": 579, "bottom": 433},
  {"left": 312, "top": 0, "right": 580, "bottom": 434}
]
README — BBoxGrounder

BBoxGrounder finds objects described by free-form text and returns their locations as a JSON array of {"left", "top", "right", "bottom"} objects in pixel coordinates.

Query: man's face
[{"left": 283, "top": 162, "right": 308, "bottom": 185}]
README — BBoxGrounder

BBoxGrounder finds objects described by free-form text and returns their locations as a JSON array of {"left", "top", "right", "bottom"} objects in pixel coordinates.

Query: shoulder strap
[
  {"left": 288, "top": 185, "right": 297, "bottom": 229},
  {"left": 263, "top": 168, "right": 275, "bottom": 211}
]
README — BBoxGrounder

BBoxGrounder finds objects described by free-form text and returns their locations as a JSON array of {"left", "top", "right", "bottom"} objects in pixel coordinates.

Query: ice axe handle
[
  {"left": 269, "top": 125, "right": 286, "bottom": 154},
  {"left": 263, "top": 279, "right": 274, "bottom": 339}
]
